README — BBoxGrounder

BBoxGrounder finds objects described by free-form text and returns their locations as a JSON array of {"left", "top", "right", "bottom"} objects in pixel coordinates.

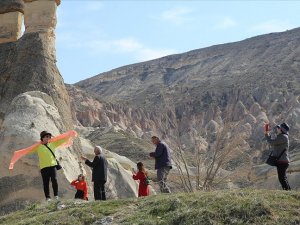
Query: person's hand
[
  {"left": 131, "top": 168, "right": 136, "bottom": 174},
  {"left": 149, "top": 152, "right": 155, "bottom": 158},
  {"left": 81, "top": 155, "right": 87, "bottom": 161}
]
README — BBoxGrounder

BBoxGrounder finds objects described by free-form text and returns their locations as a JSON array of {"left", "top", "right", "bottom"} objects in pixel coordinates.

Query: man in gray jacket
[
  {"left": 265, "top": 122, "right": 291, "bottom": 190},
  {"left": 149, "top": 136, "right": 172, "bottom": 193}
]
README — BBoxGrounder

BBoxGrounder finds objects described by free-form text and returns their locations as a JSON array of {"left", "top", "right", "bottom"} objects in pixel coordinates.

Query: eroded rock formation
[
  {"left": 71, "top": 28, "right": 300, "bottom": 190},
  {"left": 0, "top": 0, "right": 24, "bottom": 44},
  {"left": 0, "top": 0, "right": 140, "bottom": 214}
]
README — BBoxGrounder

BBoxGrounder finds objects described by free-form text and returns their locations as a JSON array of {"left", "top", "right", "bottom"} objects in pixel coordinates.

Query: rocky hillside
[
  {"left": 0, "top": 31, "right": 142, "bottom": 215},
  {"left": 0, "top": 0, "right": 142, "bottom": 214},
  {"left": 0, "top": 189, "right": 299, "bottom": 225},
  {"left": 70, "top": 28, "right": 300, "bottom": 190}
]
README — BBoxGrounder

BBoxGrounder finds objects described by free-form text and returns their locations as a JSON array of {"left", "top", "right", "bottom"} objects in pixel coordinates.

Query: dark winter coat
[
  {"left": 150, "top": 141, "right": 172, "bottom": 170},
  {"left": 85, "top": 154, "right": 108, "bottom": 182}
]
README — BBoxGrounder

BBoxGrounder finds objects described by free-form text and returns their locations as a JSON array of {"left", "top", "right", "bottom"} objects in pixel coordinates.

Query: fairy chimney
[
  {"left": 0, "top": 0, "right": 24, "bottom": 44},
  {"left": 23, "top": 0, "right": 61, "bottom": 59}
]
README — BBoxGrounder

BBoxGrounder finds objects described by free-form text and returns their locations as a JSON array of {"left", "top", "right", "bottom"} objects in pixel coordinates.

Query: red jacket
[
  {"left": 133, "top": 171, "right": 149, "bottom": 197},
  {"left": 71, "top": 180, "right": 88, "bottom": 200}
]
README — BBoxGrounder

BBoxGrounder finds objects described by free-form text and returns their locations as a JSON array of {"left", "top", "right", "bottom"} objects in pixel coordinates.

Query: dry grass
[{"left": 1, "top": 189, "right": 299, "bottom": 225}]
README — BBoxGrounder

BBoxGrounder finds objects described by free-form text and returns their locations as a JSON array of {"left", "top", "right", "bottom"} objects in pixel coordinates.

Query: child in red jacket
[
  {"left": 132, "top": 162, "right": 150, "bottom": 197},
  {"left": 71, "top": 174, "right": 88, "bottom": 200}
]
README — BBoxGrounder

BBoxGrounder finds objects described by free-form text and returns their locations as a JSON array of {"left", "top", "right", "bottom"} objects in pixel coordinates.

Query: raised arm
[
  {"left": 49, "top": 130, "right": 77, "bottom": 151},
  {"left": 265, "top": 134, "right": 288, "bottom": 146},
  {"left": 85, "top": 156, "right": 99, "bottom": 168},
  {"left": 71, "top": 180, "right": 78, "bottom": 186}
]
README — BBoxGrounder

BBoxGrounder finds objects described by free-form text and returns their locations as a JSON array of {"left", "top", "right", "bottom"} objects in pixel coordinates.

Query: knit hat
[
  {"left": 279, "top": 123, "right": 290, "bottom": 134},
  {"left": 40, "top": 131, "right": 52, "bottom": 140}
]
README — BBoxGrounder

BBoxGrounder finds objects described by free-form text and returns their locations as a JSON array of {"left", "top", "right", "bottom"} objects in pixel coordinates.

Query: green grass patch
[{"left": 1, "top": 190, "right": 299, "bottom": 225}]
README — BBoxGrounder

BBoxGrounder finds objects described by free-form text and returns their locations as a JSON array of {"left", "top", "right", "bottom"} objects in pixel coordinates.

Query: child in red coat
[
  {"left": 71, "top": 174, "right": 88, "bottom": 200},
  {"left": 132, "top": 162, "right": 150, "bottom": 197}
]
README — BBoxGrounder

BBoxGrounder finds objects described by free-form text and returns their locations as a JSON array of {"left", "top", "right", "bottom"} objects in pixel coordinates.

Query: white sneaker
[
  {"left": 46, "top": 198, "right": 52, "bottom": 202},
  {"left": 55, "top": 196, "right": 59, "bottom": 200}
]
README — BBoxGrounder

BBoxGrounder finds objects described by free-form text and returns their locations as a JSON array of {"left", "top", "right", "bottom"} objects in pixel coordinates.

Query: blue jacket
[{"left": 150, "top": 141, "right": 172, "bottom": 170}]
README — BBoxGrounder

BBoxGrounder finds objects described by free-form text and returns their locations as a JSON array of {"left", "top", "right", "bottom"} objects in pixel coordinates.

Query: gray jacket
[{"left": 265, "top": 133, "right": 289, "bottom": 162}]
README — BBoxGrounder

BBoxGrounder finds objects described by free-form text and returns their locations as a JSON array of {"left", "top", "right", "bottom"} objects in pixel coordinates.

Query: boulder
[{"left": 0, "top": 91, "right": 85, "bottom": 210}]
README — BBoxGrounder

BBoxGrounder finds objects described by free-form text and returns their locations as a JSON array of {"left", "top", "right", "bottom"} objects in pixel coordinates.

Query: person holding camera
[{"left": 265, "top": 123, "right": 291, "bottom": 190}]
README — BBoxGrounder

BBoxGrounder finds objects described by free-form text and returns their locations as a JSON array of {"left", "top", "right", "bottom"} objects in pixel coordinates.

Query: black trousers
[
  {"left": 276, "top": 163, "right": 291, "bottom": 190},
  {"left": 75, "top": 190, "right": 84, "bottom": 199},
  {"left": 40, "top": 166, "right": 58, "bottom": 198},
  {"left": 94, "top": 181, "right": 106, "bottom": 200}
]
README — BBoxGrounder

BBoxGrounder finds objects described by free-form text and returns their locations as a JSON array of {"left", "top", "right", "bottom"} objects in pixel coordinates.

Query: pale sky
[{"left": 56, "top": 1, "right": 300, "bottom": 84}]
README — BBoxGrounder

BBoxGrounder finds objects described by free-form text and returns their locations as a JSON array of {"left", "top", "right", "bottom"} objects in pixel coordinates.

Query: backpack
[{"left": 144, "top": 175, "right": 150, "bottom": 186}]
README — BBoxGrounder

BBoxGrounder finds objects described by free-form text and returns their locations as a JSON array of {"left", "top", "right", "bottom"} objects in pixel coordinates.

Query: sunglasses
[{"left": 44, "top": 135, "right": 52, "bottom": 138}]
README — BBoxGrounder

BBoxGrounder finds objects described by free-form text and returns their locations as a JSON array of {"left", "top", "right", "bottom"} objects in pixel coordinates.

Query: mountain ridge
[
  {"left": 75, "top": 27, "right": 300, "bottom": 85},
  {"left": 70, "top": 27, "right": 300, "bottom": 190}
]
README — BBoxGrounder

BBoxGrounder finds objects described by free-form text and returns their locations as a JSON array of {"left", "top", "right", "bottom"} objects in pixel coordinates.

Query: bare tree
[
  {"left": 171, "top": 120, "right": 248, "bottom": 192},
  {"left": 159, "top": 89, "right": 249, "bottom": 192}
]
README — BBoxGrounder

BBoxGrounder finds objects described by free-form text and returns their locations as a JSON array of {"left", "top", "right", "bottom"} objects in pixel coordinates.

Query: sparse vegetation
[{"left": 1, "top": 190, "right": 299, "bottom": 225}]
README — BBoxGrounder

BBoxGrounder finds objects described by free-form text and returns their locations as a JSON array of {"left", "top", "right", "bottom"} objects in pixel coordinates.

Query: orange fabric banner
[{"left": 9, "top": 130, "right": 78, "bottom": 170}]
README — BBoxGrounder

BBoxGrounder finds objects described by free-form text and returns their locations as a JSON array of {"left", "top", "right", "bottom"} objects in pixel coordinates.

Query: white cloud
[
  {"left": 216, "top": 17, "right": 238, "bottom": 29},
  {"left": 110, "top": 38, "right": 177, "bottom": 61},
  {"left": 57, "top": 33, "right": 177, "bottom": 61},
  {"left": 250, "top": 20, "right": 295, "bottom": 33},
  {"left": 101, "top": 38, "right": 177, "bottom": 61},
  {"left": 136, "top": 48, "right": 177, "bottom": 61},
  {"left": 160, "top": 7, "right": 194, "bottom": 25}
]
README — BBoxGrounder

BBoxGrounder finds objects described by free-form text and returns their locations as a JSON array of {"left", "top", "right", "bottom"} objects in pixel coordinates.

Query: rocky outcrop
[
  {"left": 23, "top": 0, "right": 59, "bottom": 59},
  {"left": 0, "top": 0, "right": 24, "bottom": 14},
  {"left": 0, "top": 91, "right": 85, "bottom": 211},
  {"left": 0, "top": 0, "right": 83, "bottom": 212},
  {"left": 0, "top": 0, "right": 24, "bottom": 44}
]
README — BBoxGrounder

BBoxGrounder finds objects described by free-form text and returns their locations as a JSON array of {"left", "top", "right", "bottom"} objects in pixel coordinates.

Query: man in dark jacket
[
  {"left": 149, "top": 136, "right": 172, "bottom": 193},
  {"left": 81, "top": 146, "right": 108, "bottom": 200}
]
